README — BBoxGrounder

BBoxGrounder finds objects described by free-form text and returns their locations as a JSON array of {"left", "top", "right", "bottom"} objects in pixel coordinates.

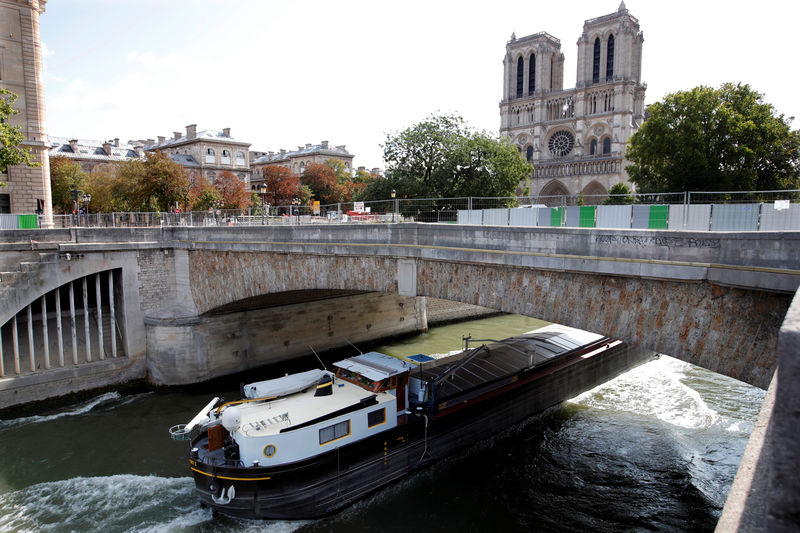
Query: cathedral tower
[
  {"left": 0, "top": 0, "right": 51, "bottom": 224},
  {"left": 499, "top": 2, "right": 646, "bottom": 203}
]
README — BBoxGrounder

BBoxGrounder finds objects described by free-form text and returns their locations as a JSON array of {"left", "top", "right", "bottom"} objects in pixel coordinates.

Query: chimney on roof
[
  {"left": 102, "top": 141, "right": 112, "bottom": 156},
  {"left": 173, "top": 132, "right": 182, "bottom": 140},
  {"left": 133, "top": 145, "right": 144, "bottom": 157},
  {"left": 280, "top": 149, "right": 286, "bottom": 156},
  {"left": 222, "top": 127, "right": 231, "bottom": 137},
  {"left": 336, "top": 145, "right": 346, "bottom": 152},
  {"left": 321, "top": 140, "right": 329, "bottom": 148},
  {"left": 158, "top": 136, "right": 165, "bottom": 144},
  {"left": 357, "top": 166, "right": 365, "bottom": 172},
  {"left": 186, "top": 124, "right": 197, "bottom": 139},
  {"left": 147, "top": 139, "right": 155, "bottom": 145},
  {"left": 68, "top": 139, "right": 78, "bottom": 152},
  {"left": 114, "top": 138, "right": 119, "bottom": 147},
  {"left": 269, "top": 151, "right": 274, "bottom": 157}
]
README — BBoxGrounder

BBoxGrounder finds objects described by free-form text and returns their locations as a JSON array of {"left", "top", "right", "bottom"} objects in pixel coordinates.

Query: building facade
[
  {"left": 251, "top": 141, "right": 353, "bottom": 186},
  {"left": 500, "top": 2, "right": 645, "bottom": 202},
  {"left": 0, "top": 0, "right": 51, "bottom": 221},
  {"left": 141, "top": 124, "right": 252, "bottom": 185}
]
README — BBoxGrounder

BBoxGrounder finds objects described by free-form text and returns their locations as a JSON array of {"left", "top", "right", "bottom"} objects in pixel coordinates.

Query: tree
[
  {"left": 0, "top": 89, "right": 37, "bottom": 180},
  {"left": 214, "top": 171, "right": 250, "bottom": 209},
  {"left": 360, "top": 113, "right": 531, "bottom": 202},
  {"left": 302, "top": 162, "right": 344, "bottom": 205},
  {"left": 260, "top": 165, "right": 300, "bottom": 206},
  {"left": 626, "top": 83, "right": 800, "bottom": 193},
  {"left": 49, "top": 155, "right": 88, "bottom": 213},
  {"left": 603, "top": 183, "right": 635, "bottom": 205},
  {"left": 188, "top": 172, "right": 220, "bottom": 211}
]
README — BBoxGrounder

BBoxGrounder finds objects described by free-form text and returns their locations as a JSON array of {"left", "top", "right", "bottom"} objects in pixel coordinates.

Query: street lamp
[
  {"left": 391, "top": 189, "right": 397, "bottom": 223},
  {"left": 259, "top": 183, "right": 268, "bottom": 225},
  {"left": 81, "top": 193, "right": 91, "bottom": 227}
]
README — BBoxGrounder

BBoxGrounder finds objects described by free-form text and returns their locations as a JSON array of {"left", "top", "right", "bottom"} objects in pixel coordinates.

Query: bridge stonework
[{"left": 1, "top": 224, "right": 797, "bottom": 409}]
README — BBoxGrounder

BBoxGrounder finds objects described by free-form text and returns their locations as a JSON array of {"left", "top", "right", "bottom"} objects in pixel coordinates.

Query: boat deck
[{"left": 414, "top": 328, "right": 604, "bottom": 399}]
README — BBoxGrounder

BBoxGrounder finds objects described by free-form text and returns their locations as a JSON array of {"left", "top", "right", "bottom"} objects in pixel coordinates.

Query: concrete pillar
[
  {"left": 69, "top": 281, "right": 78, "bottom": 365},
  {"left": 82, "top": 277, "right": 91, "bottom": 362},
  {"left": 41, "top": 294, "right": 49, "bottom": 369},
  {"left": 109, "top": 272, "right": 117, "bottom": 358},
  {"left": 55, "top": 287, "right": 64, "bottom": 366},
  {"left": 26, "top": 305, "right": 35, "bottom": 372},
  {"left": 12, "top": 315, "right": 20, "bottom": 374},
  {"left": 415, "top": 296, "right": 428, "bottom": 333},
  {"left": 96, "top": 274, "right": 104, "bottom": 360}
]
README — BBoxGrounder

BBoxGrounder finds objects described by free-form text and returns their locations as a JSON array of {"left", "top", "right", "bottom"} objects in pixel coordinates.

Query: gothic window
[
  {"left": 603, "top": 137, "right": 611, "bottom": 154},
  {"left": 606, "top": 34, "right": 615, "bottom": 81},
  {"left": 526, "top": 146, "right": 533, "bottom": 161},
  {"left": 548, "top": 130, "right": 575, "bottom": 157},
  {"left": 592, "top": 38, "right": 600, "bottom": 84},
  {"left": 528, "top": 54, "right": 535, "bottom": 95},
  {"left": 516, "top": 57, "right": 523, "bottom": 98},
  {"left": 590, "top": 139, "right": 597, "bottom": 155}
]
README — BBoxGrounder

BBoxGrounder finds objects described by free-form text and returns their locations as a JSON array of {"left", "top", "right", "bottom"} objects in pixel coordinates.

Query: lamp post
[
  {"left": 259, "top": 183, "right": 268, "bottom": 225},
  {"left": 391, "top": 189, "right": 397, "bottom": 223},
  {"left": 70, "top": 188, "right": 81, "bottom": 226},
  {"left": 81, "top": 193, "right": 91, "bottom": 227}
]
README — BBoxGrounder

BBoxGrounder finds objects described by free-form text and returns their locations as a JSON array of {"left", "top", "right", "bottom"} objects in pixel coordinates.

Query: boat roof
[{"left": 333, "top": 351, "right": 413, "bottom": 381}]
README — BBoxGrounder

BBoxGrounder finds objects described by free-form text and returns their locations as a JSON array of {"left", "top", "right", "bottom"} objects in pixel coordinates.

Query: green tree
[
  {"left": 0, "top": 89, "right": 37, "bottom": 182},
  {"left": 302, "top": 162, "right": 344, "bottom": 205},
  {"left": 626, "top": 83, "right": 800, "bottom": 193},
  {"left": 603, "top": 183, "right": 635, "bottom": 205},
  {"left": 49, "top": 155, "right": 88, "bottom": 213},
  {"left": 361, "top": 113, "right": 531, "bottom": 202},
  {"left": 114, "top": 151, "right": 189, "bottom": 211}
]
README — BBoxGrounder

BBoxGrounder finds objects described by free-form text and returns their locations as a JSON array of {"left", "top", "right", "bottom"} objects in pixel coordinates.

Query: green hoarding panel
[
  {"left": 579, "top": 206, "right": 596, "bottom": 228},
  {"left": 18, "top": 214, "right": 38, "bottom": 229},
  {"left": 550, "top": 207, "right": 562, "bottom": 227},
  {"left": 648, "top": 205, "right": 668, "bottom": 229}
]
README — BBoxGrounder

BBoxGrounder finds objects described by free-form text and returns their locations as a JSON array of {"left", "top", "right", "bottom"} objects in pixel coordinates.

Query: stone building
[
  {"left": 499, "top": 2, "right": 646, "bottom": 202},
  {"left": 49, "top": 137, "right": 144, "bottom": 173},
  {"left": 0, "top": 0, "right": 51, "bottom": 221},
  {"left": 141, "top": 125, "right": 252, "bottom": 185},
  {"left": 250, "top": 141, "right": 353, "bottom": 186}
]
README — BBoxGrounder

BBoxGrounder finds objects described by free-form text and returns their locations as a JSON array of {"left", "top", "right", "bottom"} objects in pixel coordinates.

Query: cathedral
[{"left": 499, "top": 2, "right": 646, "bottom": 202}]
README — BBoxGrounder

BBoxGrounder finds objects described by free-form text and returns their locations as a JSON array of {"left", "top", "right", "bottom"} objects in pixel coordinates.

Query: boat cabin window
[
  {"left": 367, "top": 408, "right": 386, "bottom": 428},
  {"left": 319, "top": 420, "right": 350, "bottom": 445}
]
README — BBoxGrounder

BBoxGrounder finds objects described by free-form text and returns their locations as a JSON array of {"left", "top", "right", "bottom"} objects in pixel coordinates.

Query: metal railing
[{"left": 33, "top": 189, "right": 800, "bottom": 232}]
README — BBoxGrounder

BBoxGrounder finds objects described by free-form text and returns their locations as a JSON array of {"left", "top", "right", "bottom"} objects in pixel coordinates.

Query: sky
[{"left": 40, "top": 0, "right": 800, "bottom": 170}]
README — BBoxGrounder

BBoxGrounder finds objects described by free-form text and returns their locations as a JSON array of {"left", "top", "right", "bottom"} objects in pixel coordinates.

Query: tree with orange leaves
[
  {"left": 214, "top": 171, "right": 251, "bottom": 209},
  {"left": 260, "top": 165, "right": 300, "bottom": 206}
]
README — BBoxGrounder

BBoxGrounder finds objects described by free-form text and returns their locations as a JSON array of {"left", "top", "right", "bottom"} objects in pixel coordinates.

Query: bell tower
[{"left": 576, "top": 1, "right": 643, "bottom": 88}]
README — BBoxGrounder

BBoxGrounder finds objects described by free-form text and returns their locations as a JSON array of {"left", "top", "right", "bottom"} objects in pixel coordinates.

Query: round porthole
[{"left": 263, "top": 444, "right": 277, "bottom": 457}]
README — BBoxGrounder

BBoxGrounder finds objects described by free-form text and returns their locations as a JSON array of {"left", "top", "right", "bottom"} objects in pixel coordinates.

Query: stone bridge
[{"left": 1, "top": 223, "right": 797, "bottom": 409}]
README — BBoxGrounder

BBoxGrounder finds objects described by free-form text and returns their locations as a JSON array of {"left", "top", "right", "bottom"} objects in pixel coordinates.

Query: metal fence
[{"left": 31, "top": 189, "right": 800, "bottom": 232}]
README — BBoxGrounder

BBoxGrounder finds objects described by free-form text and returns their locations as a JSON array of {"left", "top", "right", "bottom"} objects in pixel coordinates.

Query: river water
[{"left": 0, "top": 314, "right": 764, "bottom": 532}]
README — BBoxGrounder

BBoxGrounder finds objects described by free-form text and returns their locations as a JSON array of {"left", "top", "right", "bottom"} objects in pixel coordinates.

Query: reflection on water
[{"left": 0, "top": 315, "right": 764, "bottom": 533}]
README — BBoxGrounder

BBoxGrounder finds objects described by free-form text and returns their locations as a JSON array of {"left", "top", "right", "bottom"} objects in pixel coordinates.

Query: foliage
[
  {"left": 325, "top": 159, "right": 351, "bottom": 185},
  {"left": 0, "top": 89, "right": 37, "bottom": 176},
  {"left": 49, "top": 155, "right": 88, "bottom": 213},
  {"left": 626, "top": 83, "right": 800, "bottom": 193},
  {"left": 302, "top": 162, "right": 344, "bottom": 205},
  {"left": 187, "top": 172, "right": 220, "bottom": 211},
  {"left": 359, "top": 113, "right": 531, "bottom": 203},
  {"left": 260, "top": 165, "right": 300, "bottom": 206},
  {"left": 603, "top": 183, "right": 635, "bottom": 205},
  {"left": 214, "top": 171, "right": 251, "bottom": 209}
]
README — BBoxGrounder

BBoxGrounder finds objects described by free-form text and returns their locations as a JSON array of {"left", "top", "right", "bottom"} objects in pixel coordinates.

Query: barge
[{"left": 169, "top": 324, "right": 655, "bottom": 519}]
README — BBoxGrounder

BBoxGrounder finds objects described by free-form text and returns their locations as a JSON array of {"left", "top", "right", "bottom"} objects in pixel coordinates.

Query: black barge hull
[{"left": 190, "top": 342, "right": 655, "bottom": 519}]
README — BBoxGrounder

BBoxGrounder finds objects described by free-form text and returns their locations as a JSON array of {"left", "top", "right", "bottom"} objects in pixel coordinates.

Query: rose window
[{"left": 548, "top": 130, "right": 575, "bottom": 157}]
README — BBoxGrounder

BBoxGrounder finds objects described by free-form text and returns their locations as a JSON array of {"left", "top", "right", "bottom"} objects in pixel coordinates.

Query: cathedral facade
[{"left": 499, "top": 2, "right": 646, "bottom": 202}]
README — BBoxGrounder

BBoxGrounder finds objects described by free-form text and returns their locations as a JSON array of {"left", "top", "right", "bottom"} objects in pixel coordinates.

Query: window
[
  {"left": 0, "top": 193, "right": 9, "bottom": 214},
  {"left": 319, "top": 420, "right": 350, "bottom": 445},
  {"left": 526, "top": 146, "right": 533, "bottom": 161},
  {"left": 368, "top": 408, "right": 386, "bottom": 428},
  {"left": 516, "top": 57, "right": 523, "bottom": 98},
  {"left": 205, "top": 148, "right": 215, "bottom": 164},
  {"left": 548, "top": 130, "right": 575, "bottom": 157},
  {"left": 603, "top": 137, "right": 611, "bottom": 154},
  {"left": 528, "top": 54, "right": 535, "bottom": 95},
  {"left": 592, "top": 38, "right": 600, "bottom": 84},
  {"left": 590, "top": 139, "right": 597, "bottom": 155},
  {"left": 236, "top": 151, "right": 245, "bottom": 165},
  {"left": 221, "top": 149, "right": 231, "bottom": 165},
  {"left": 606, "top": 34, "right": 615, "bottom": 81}
]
